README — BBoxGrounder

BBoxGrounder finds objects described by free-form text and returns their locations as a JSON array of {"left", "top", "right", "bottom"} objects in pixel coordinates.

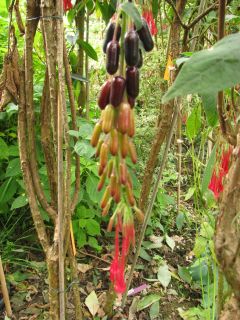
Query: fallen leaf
[
  {"left": 85, "top": 291, "right": 99, "bottom": 316},
  {"left": 157, "top": 264, "right": 171, "bottom": 288},
  {"left": 137, "top": 294, "right": 161, "bottom": 312},
  {"left": 78, "top": 263, "right": 93, "bottom": 273}
]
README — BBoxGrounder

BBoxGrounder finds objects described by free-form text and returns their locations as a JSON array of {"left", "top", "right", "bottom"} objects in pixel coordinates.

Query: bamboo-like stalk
[{"left": 0, "top": 257, "right": 12, "bottom": 317}]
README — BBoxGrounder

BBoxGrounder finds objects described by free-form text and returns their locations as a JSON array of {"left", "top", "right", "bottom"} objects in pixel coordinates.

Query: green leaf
[
  {"left": 139, "top": 248, "right": 151, "bottom": 261},
  {"left": 79, "top": 219, "right": 87, "bottom": 228},
  {"left": 5, "top": 0, "right": 11, "bottom": 9},
  {"left": 88, "top": 236, "right": 102, "bottom": 251},
  {"left": 85, "top": 219, "right": 100, "bottom": 236},
  {"left": 200, "top": 221, "right": 214, "bottom": 239},
  {"left": 0, "top": 178, "right": 17, "bottom": 204},
  {"left": 152, "top": 0, "right": 158, "bottom": 19},
  {"left": 5, "top": 158, "right": 21, "bottom": 177},
  {"left": 186, "top": 105, "right": 201, "bottom": 139},
  {"left": 74, "top": 141, "right": 95, "bottom": 159},
  {"left": 165, "top": 234, "right": 175, "bottom": 251},
  {"left": 0, "top": 137, "right": 8, "bottom": 159},
  {"left": 149, "top": 301, "right": 160, "bottom": 320},
  {"left": 157, "top": 264, "right": 171, "bottom": 288},
  {"left": 77, "top": 231, "right": 87, "bottom": 248},
  {"left": 86, "top": 174, "right": 104, "bottom": 203},
  {"left": 184, "top": 186, "right": 195, "bottom": 201},
  {"left": 201, "top": 94, "right": 218, "bottom": 127},
  {"left": 95, "top": 0, "right": 116, "bottom": 24},
  {"left": 201, "top": 144, "right": 217, "bottom": 194},
  {"left": 137, "top": 294, "right": 161, "bottom": 312},
  {"left": 178, "top": 266, "right": 192, "bottom": 284},
  {"left": 163, "top": 33, "right": 240, "bottom": 103},
  {"left": 176, "top": 212, "right": 186, "bottom": 231},
  {"left": 77, "top": 39, "right": 98, "bottom": 61},
  {"left": 78, "top": 122, "right": 94, "bottom": 140},
  {"left": 121, "top": 2, "right": 143, "bottom": 30},
  {"left": 76, "top": 205, "right": 96, "bottom": 219},
  {"left": 8, "top": 145, "right": 19, "bottom": 156},
  {"left": 11, "top": 195, "right": 28, "bottom": 210},
  {"left": 193, "top": 236, "right": 208, "bottom": 258}
]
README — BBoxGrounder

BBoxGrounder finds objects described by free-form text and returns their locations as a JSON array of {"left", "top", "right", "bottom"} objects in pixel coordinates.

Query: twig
[
  {"left": 188, "top": 2, "right": 219, "bottom": 29},
  {"left": 122, "top": 104, "right": 179, "bottom": 307},
  {"left": 0, "top": 257, "right": 12, "bottom": 317},
  {"left": 79, "top": 250, "right": 111, "bottom": 264}
]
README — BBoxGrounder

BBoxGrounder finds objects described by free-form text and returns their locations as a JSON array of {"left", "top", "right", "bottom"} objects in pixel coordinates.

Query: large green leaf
[
  {"left": 77, "top": 39, "right": 98, "bottom": 61},
  {"left": 163, "top": 33, "right": 240, "bottom": 103},
  {"left": 201, "top": 94, "right": 218, "bottom": 127},
  {"left": 121, "top": 2, "right": 143, "bottom": 30}
]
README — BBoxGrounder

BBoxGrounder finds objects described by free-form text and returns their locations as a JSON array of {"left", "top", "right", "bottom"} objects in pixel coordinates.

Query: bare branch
[{"left": 188, "top": 2, "right": 219, "bottom": 29}]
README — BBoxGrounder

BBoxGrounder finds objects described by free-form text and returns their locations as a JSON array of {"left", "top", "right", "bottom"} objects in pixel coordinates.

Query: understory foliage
[{"left": 0, "top": 0, "right": 240, "bottom": 319}]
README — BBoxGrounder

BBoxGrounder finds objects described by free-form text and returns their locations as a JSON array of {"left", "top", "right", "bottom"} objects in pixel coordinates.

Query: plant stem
[
  {"left": 122, "top": 103, "right": 179, "bottom": 307},
  {"left": 56, "top": 0, "right": 65, "bottom": 318},
  {"left": 0, "top": 257, "right": 12, "bottom": 317}
]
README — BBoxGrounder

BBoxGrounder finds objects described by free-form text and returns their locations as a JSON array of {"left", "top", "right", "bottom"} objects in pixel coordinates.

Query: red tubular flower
[
  {"left": 63, "top": 0, "right": 72, "bottom": 12},
  {"left": 109, "top": 216, "right": 127, "bottom": 294},
  {"left": 142, "top": 9, "right": 158, "bottom": 36},
  {"left": 208, "top": 147, "right": 232, "bottom": 199},
  {"left": 113, "top": 258, "right": 126, "bottom": 294}
]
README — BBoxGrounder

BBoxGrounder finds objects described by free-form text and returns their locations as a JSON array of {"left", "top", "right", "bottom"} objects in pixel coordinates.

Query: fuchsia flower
[
  {"left": 63, "top": 0, "right": 72, "bottom": 12},
  {"left": 109, "top": 217, "right": 127, "bottom": 294},
  {"left": 208, "top": 147, "right": 232, "bottom": 199},
  {"left": 109, "top": 213, "right": 135, "bottom": 294},
  {"left": 142, "top": 9, "right": 158, "bottom": 36}
]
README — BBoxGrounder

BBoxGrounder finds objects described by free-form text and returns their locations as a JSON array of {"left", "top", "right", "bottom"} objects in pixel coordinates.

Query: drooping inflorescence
[{"left": 91, "top": 5, "right": 154, "bottom": 294}]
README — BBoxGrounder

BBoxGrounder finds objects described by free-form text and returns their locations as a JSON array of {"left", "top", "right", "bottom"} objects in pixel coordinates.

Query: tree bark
[{"left": 215, "top": 148, "right": 240, "bottom": 318}]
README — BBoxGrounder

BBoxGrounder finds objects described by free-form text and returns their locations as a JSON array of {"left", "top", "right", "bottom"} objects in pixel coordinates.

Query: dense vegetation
[{"left": 0, "top": 0, "right": 240, "bottom": 319}]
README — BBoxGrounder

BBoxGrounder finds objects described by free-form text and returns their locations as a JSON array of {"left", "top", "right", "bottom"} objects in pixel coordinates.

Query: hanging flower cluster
[
  {"left": 63, "top": 0, "right": 72, "bottom": 12},
  {"left": 91, "top": 6, "right": 154, "bottom": 294},
  {"left": 208, "top": 146, "right": 232, "bottom": 199},
  {"left": 142, "top": 9, "right": 158, "bottom": 36}
]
